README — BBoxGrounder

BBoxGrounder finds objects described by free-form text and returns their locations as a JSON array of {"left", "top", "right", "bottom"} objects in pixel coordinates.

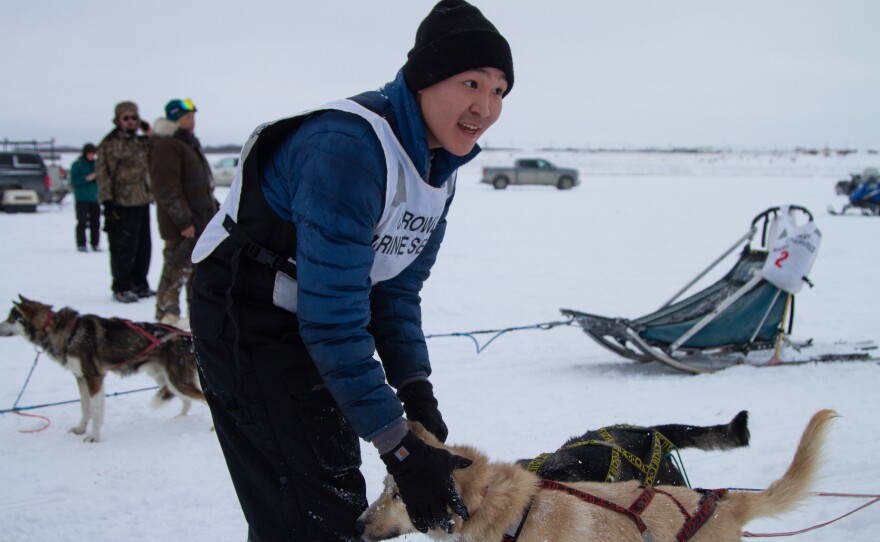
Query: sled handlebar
[
  {"left": 750, "top": 205, "right": 814, "bottom": 229},
  {"left": 750, "top": 206, "right": 814, "bottom": 250}
]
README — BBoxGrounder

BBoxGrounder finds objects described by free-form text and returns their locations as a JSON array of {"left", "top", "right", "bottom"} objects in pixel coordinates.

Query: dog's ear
[
  {"left": 452, "top": 456, "right": 473, "bottom": 470},
  {"left": 14, "top": 301, "right": 33, "bottom": 318},
  {"left": 16, "top": 295, "right": 43, "bottom": 308}
]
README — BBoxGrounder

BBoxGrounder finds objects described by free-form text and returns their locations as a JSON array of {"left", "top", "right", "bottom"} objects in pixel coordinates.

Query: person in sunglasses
[
  {"left": 148, "top": 98, "right": 217, "bottom": 328},
  {"left": 190, "top": 1, "right": 513, "bottom": 540},
  {"left": 96, "top": 101, "right": 155, "bottom": 304}
]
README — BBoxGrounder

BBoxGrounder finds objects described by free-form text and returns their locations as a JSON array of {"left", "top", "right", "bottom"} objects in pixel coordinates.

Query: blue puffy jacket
[{"left": 259, "top": 71, "right": 480, "bottom": 439}]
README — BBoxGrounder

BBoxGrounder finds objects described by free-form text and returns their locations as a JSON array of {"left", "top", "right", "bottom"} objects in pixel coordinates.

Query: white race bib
[{"left": 761, "top": 206, "right": 821, "bottom": 294}]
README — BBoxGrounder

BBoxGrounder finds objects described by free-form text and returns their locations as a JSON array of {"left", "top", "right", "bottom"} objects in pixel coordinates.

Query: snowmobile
[{"left": 828, "top": 167, "right": 880, "bottom": 216}]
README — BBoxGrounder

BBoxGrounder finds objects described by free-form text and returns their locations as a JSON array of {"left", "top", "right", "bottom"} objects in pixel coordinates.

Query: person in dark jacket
[
  {"left": 70, "top": 143, "right": 101, "bottom": 252},
  {"left": 149, "top": 98, "right": 217, "bottom": 327},
  {"left": 190, "top": 1, "right": 513, "bottom": 540},
  {"left": 96, "top": 101, "right": 155, "bottom": 303}
]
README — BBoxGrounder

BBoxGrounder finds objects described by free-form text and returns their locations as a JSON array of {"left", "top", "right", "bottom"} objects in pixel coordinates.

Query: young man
[
  {"left": 96, "top": 101, "right": 155, "bottom": 303},
  {"left": 149, "top": 99, "right": 217, "bottom": 327},
  {"left": 191, "top": 1, "right": 513, "bottom": 540}
]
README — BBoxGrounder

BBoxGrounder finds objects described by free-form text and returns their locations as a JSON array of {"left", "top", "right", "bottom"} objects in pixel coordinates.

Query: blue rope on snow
[
  {"left": 9, "top": 348, "right": 42, "bottom": 412},
  {"left": 1, "top": 344, "right": 161, "bottom": 415},
  {"left": 0, "top": 386, "right": 160, "bottom": 415},
  {"left": 3, "top": 317, "right": 574, "bottom": 413}
]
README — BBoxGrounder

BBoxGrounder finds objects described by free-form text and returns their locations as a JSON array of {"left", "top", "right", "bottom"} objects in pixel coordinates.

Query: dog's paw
[
  {"left": 68, "top": 426, "right": 86, "bottom": 435},
  {"left": 82, "top": 434, "right": 100, "bottom": 443}
]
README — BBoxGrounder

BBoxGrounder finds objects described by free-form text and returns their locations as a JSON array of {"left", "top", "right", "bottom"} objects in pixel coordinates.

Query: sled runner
[{"left": 562, "top": 206, "right": 836, "bottom": 374}]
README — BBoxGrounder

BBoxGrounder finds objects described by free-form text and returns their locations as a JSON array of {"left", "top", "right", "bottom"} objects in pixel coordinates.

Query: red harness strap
[
  {"left": 539, "top": 479, "right": 656, "bottom": 540},
  {"left": 118, "top": 320, "right": 191, "bottom": 368},
  {"left": 40, "top": 310, "right": 56, "bottom": 333},
  {"left": 655, "top": 487, "right": 727, "bottom": 542},
  {"left": 539, "top": 479, "right": 727, "bottom": 542},
  {"left": 31, "top": 310, "right": 188, "bottom": 369}
]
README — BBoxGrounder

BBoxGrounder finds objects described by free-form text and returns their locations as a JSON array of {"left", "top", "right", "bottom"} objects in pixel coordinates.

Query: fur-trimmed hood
[{"left": 152, "top": 117, "right": 180, "bottom": 137}]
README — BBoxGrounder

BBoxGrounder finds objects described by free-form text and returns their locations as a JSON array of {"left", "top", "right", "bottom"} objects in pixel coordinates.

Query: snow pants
[
  {"left": 75, "top": 201, "right": 101, "bottom": 249},
  {"left": 191, "top": 251, "right": 367, "bottom": 542},
  {"left": 105, "top": 203, "right": 151, "bottom": 294}
]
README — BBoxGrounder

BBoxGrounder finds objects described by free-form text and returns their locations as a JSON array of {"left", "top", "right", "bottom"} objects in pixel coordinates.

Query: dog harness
[
  {"left": 505, "top": 479, "right": 725, "bottom": 542},
  {"left": 116, "top": 320, "right": 191, "bottom": 368},
  {"left": 25, "top": 308, "right": 189, "bottom": 369},
  {"left": 501, "top": 496, "right": 534, "bottom": 542},
  {"left": 526, "top": 426, "right": 676, "bottom": 486}
]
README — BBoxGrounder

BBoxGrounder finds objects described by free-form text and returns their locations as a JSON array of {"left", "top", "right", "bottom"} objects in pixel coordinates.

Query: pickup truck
[
  {"left": 0, "top": 151, "right": 51, "bottom": 203},
  {"left": 481, "top": 158, "right": 580, "bottom": 190}
]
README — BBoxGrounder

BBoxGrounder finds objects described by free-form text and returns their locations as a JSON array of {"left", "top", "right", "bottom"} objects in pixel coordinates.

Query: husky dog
[
  {"left": 1, "top": 296, "right": 205, "bottom": 442},
  {"left": 519, "top": 411, "right": 750, "bottom": 486},
  {"left": 357, "top": 411, "right": 837, "bottom": 542}
]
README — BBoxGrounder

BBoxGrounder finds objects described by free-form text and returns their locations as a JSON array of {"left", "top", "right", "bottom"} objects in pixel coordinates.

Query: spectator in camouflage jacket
[
  {"left": 96, "top": 101, "right": 155, "bottom": 303},
  {"left": 149, "top": 98, "right": 218, "bottom": 326}
]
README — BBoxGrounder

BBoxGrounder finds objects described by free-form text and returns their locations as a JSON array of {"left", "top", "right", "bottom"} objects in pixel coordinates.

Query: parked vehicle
[
  {"left": 1, "top": 189, "right": 39, "bottom": 213},
  {"left": 45, "top": 163, "right": 69, "bottom": 203},
  {"left": 481, "top": 158, "right": 580, "bottom": 190},
  {"left": 829, "top": 167, "right": 880, "bottom": 216},
  {"left": 0, "top": 151, "right": 51, "bottom": 204},
  {"left": 211, "top": 156, "right": 239, "bottom": 187}
]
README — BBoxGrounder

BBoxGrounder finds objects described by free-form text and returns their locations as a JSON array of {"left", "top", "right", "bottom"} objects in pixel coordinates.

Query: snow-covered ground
[{"left": 1, "top": 150, "right": 878, "bottom": 541}]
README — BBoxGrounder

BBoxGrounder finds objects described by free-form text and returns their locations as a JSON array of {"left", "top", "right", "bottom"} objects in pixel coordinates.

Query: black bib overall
[{"left": 191, "top": 108, "right": 383, "bottom": 541}]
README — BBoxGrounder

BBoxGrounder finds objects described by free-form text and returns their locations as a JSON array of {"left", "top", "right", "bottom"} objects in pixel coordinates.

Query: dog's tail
[
  {"left": 724, "top": 409, "right": 838, "bottom": 525},
  {"left": 654, "top": 410, "right": 750, "bottom": 451},
  {"left": 150, "top": 385, "right": 175, "bottom": 408}
]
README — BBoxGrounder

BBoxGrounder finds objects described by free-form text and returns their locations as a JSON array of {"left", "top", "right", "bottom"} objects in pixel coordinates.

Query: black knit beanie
[{"left": 403, "top": 0, "right": 513, "bottom": 97}]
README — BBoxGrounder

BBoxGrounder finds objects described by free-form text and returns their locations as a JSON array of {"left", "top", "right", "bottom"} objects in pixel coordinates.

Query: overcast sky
[{"left": 2, "top": 1, "right": 878, "bottom": 150}]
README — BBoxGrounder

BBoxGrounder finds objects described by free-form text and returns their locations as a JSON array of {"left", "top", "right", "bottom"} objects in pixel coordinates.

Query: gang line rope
[
  {"left": 424, "top": 317, "right": 574, "bottom": 353},
  {"left": 3, "top": 317, "right": 575, "bottom": 415}
]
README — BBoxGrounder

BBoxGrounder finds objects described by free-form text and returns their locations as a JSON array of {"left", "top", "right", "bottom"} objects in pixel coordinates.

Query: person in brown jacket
[
  {"left": 96, "top": 101, "right": 155, "bottom": 303},
  {"left": 149, "top": 98, "right": 218, "bottom": 327}
]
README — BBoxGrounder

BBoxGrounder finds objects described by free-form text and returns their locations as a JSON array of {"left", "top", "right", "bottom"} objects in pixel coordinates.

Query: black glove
[
  {"left": 102, "top": 202, "right": 120, "bottom": 233},
  {"left": 398, "top": 380, "right": 448, "bottom": 443},
  {"left": 380, "top": 431, "right": 471, "bottom": 534},
  {"left": 103, "top": 202, "right": 121, "bottom": 222}
]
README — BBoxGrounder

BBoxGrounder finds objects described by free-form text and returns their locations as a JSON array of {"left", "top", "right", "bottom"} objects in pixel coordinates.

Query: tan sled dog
[
  {"left": 0, "top": 296, "right": 205, "bottom": 442},
  {"left": 357, "top": 410, "right": 837, "bottom": 542}
]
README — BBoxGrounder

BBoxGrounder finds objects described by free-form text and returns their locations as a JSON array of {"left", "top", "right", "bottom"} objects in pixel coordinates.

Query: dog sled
[
  {"left": 828, "top": 167, "right": 880, "bottom": 216},
  {"left": 562, "top": 206, "right": 840, "bottom": 374}
]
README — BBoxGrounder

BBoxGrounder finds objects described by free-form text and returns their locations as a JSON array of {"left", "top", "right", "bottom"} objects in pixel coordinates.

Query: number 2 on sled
[{"left": 774, "top": 250, "right": 790, "bottom": 268}]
